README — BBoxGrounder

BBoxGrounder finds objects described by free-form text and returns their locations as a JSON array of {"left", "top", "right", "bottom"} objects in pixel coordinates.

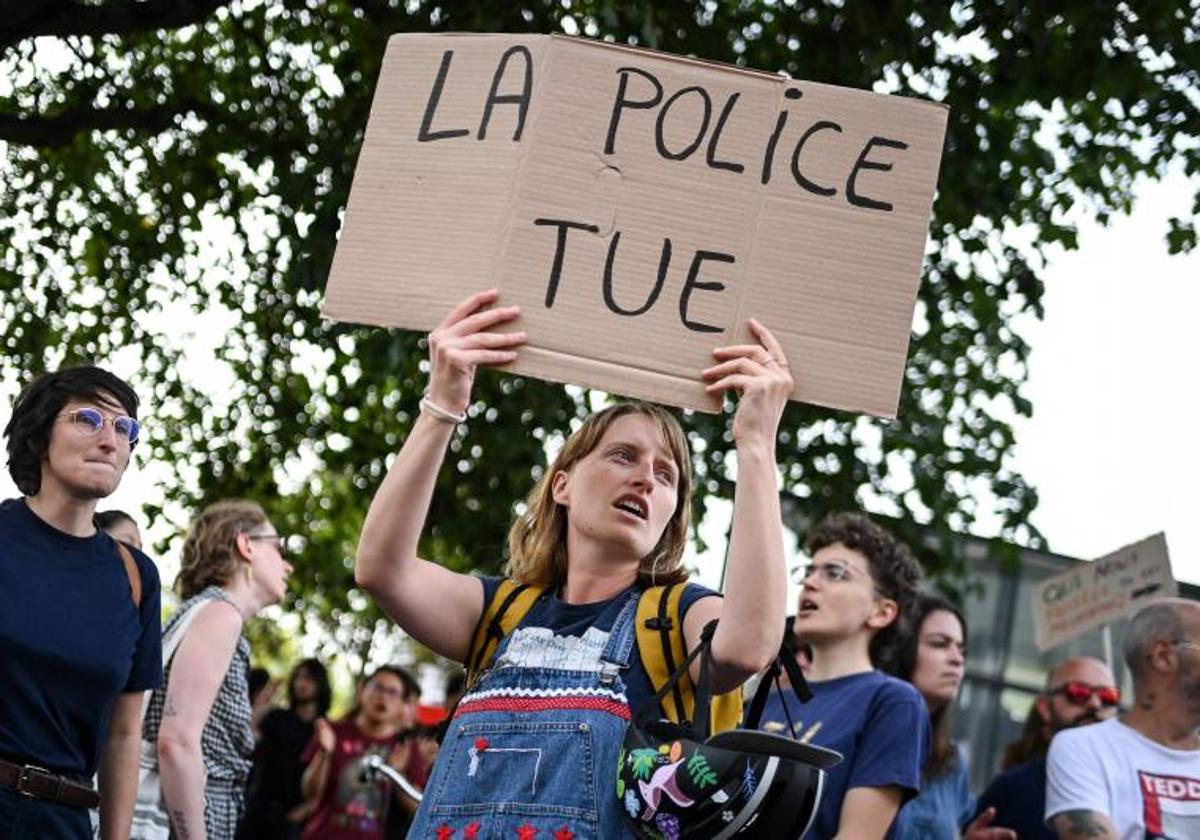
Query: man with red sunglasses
[
  {"left": 973, "top": 656, "right": 1117, "bottom": 840},
  {"left": 1047, "top": 599, "right": 1200, "bottom": 839}
]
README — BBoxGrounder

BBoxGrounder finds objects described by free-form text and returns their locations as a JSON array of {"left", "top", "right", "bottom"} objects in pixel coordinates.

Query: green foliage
[{"left": 2, "top": 0, "right": 1197, "bottom": 653}]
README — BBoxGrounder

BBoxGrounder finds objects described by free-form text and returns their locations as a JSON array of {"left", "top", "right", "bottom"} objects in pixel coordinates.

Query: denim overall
[{"left": 408, "top": 590, "right": 640, "bottom": 839}]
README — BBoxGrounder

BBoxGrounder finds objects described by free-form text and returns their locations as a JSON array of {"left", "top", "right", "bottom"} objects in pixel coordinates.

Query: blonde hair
[
  {"left": 505, "top": 402, "right": 693, "bottom": 589},
  {"left": 176, "top": 499, "right": 269, "bottom": 599}
]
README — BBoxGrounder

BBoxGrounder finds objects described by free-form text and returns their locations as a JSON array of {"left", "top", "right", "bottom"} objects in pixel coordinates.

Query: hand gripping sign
[{"left": 323, "top": 34, "right": 948, "bottom": 416}]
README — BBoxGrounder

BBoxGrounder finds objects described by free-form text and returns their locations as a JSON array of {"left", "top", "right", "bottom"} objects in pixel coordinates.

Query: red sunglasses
[{"left": 1051, "top": 681, "right": 1120, "bottom": 707}]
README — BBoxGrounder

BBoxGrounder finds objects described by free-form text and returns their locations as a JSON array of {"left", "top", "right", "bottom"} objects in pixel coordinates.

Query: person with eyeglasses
[
  {"left": 0, "top": 364, "right": 162, "bottom": 839},
  {"left": 754, "top": 512, "right": 930, "bottom": 839},
  {"left": 1046, "top": 598, "right": 1200, "bottom": 839},
  {"left": 972, "top": 656, "right": 1117, "bottom": 840},
  {"left": 299, "top": 666, "right": 419, "bottom": 840},
  {"left": 133, "top": 500, "right": 294, "bottom": 840}
]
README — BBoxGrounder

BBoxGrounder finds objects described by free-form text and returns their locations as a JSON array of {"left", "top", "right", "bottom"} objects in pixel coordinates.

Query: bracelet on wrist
[{"left": 419, "top": 395, "right": 467, "bottom": 424}]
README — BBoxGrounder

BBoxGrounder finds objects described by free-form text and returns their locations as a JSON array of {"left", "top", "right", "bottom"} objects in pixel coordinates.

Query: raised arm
[
  {"left": 686, "top": 318, "right": 793, "bottom": 691},
  {"left": 355, "top": 289, "right": 527, "bottom": 662}
]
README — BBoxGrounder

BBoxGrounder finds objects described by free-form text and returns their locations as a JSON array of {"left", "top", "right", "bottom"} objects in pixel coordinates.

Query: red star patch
[
  {"left": 554, "top": 827, "right": 575, "bottom": 840},
  {"left": 474, "top": 737, "right": 490, "bottom": 751},
  {"left": 464, "top": 822, "right": 482, "bottom": 840},
  {"left": 516, "top": 823, "right": 537, "bottom": 840},
  {"left": 436, "top": 825, "right": 455, "bottom": 840}
]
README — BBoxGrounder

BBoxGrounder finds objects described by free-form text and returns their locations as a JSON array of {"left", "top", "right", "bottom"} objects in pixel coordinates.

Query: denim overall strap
[{"left": 596, "top": 588, "right": 640, "bottom": 687}]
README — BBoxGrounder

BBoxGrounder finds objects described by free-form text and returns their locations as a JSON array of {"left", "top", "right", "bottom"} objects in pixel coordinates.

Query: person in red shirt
[{"left": 299, "top": 666, "right": 417, "bottom": 840}]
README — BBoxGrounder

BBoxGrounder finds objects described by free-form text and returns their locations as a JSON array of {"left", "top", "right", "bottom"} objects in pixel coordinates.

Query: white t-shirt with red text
[{"left": 1046, "top": 717, "right": 1200, "bottom": 839}]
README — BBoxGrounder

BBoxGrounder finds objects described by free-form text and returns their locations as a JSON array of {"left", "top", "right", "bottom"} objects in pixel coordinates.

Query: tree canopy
[{"left": 2, "top": 0, "right": 1197, "bottom": 659}]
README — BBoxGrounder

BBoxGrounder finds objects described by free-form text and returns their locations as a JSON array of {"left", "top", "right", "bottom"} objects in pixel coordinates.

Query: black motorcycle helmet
[{"left": 619, "top": 621, "right": 841, "bottom": 839}]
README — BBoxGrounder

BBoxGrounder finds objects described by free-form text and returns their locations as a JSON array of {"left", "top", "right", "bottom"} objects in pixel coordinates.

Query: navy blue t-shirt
[
  {"left": 754, "top": 669, "right": 930, "bottom": 839},
  {"left": 973, "top": 757, "right": 1054, "bottom": 840},
  {"left": 477, "top": 576, "right": 717, "bottom": 717},
  {"left": 0, "top": 498, "right": 162, "bottom": 776}
]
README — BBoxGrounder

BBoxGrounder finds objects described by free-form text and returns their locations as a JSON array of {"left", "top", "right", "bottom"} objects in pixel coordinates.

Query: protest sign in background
[
  {"left": 323, "top": 33, "right": 948, "bottom": 415},
  {"left": 1034, "top": 532, "right": 1176, "bottom": 652}
]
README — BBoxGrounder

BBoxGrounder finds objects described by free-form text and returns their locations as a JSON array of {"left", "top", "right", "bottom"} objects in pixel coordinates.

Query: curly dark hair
[
  {"left": 4, "top": 365, "right": 139, "bottom": 496},
  {"left": 804, "top": 512, "right": 923, "bottom": 665}
]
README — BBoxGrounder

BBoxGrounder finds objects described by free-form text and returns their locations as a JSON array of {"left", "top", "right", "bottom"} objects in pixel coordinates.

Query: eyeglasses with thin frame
[
  {"left": 365, "top": 682, "right": 407, "bottom": 701},
  {"left": 58, "top": 408, "right": 140, "bottom": 443},
  {"left": 1173, "top": 640, "right": 1200, "bottom": 654},
  {"left": 1048, "top": 681, "right": 1120, "bottom": 708},
  {"left": 244, "top": 533, "right": 295, "bottom": 555},
  {"left": 792, "top": 561, "right": 861, "bottom": 584}
]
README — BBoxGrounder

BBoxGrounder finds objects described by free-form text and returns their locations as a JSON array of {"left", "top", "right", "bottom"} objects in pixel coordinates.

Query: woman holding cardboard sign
[{"left": 355, "top": 289, "right": 801, "bottom": 837}]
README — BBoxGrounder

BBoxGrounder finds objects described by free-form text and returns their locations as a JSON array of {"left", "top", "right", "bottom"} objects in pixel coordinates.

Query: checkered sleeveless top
[{"left": 142, "top": 586, "right": 254, "bottom": 836}]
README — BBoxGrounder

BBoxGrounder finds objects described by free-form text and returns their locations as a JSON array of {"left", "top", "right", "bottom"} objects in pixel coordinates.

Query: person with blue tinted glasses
[{"left": 0, "top": 364, "right": 163, "bottom": 840}]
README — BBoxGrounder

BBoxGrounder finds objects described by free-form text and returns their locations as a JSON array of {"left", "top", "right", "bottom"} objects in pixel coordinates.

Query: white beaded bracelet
[{"left": 419, "top": 395, "right": 467, "bottom": 425}]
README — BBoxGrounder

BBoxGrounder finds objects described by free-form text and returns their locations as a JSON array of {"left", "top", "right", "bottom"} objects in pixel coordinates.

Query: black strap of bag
[
  {"left": 638, "top": 619, "right": 719, "bottom": 739},
  {"left": 743, "top": 629, "right": 813, "bottom": 729}
]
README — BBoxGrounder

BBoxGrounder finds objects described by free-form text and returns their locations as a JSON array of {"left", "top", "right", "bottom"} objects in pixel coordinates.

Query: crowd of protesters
[{"left": 3, "top": 315, "right": 1199, "bottom": 838}]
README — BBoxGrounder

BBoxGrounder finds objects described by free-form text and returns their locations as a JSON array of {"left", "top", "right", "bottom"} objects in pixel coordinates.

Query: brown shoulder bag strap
[{"left": 116, "top": 541, "right": 142, "bottom": 608}]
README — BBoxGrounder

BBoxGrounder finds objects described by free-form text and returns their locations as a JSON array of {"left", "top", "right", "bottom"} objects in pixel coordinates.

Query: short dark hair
[
  {"left": 289, "top": 658, "right": 333, "bottom": 717},
  {"left": 804, "top": 512, "right": 923, "bottom": 664},
  {"left": 95, "top": 509, "right": 137, "bottom": 530},
  {"left": 4, "top": 365, "right": 139, "bottom": 495},
  {"left": 367, "top": 664, "right": 420, "bottom": 701}
]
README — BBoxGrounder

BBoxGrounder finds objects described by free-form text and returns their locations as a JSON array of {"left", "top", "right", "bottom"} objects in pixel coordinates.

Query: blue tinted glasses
[{"left": 61, "top": 408, "right": 140, "bottom": 443}]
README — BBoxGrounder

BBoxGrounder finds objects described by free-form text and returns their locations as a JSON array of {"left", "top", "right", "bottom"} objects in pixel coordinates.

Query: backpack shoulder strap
[
  {"left": 464, "top": 578, "right": 545, "bottom": 685},
  {"left": 636, "top": 584, "right": 691, "bottom": 723},
  {"left": 636, "top": 584, "right": 745, "bottom": 733},
  {"left": 115, "top": 541, "right": 142, "bottom": 609}
]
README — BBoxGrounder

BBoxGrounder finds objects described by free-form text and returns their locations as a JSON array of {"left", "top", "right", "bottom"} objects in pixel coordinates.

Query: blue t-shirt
[
  {"left": 477, "top": 576, "right": 717, "bottom": 717},
  {"left": 892, "top": 746, "right": 975, "bottom": 839},
  {"left": 973, "top": 757, "right": 1054, "bottom": 840},
  {"left": 754, "top": 670, "right": 929, "bottom": 839},
  {"left": 0, "top": 498, "right": 162, "bottom": 776}
]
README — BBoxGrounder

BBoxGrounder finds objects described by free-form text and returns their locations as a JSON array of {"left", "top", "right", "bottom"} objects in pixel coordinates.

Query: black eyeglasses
[
  {"left": 245, "top": 533, "right": 296, "bottom": 554},
  {"left": 59, "top": 408, "right": 140, "bottom": 443}
]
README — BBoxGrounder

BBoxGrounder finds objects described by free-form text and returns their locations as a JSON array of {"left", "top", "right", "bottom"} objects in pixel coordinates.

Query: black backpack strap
[
  {"left": 638, "top": 618, "right": 720, "bottom": 741},
  {"left": 743, "top": 628, "right": 814, "bottom": 729}
]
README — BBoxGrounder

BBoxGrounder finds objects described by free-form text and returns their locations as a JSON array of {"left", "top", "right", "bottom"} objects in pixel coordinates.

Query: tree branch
[
  {"left": 0, "top": 97, "right": 211, "bottom": 147},
  {"left": 0, "top": 0, "right": 233, "bottom": 53}
]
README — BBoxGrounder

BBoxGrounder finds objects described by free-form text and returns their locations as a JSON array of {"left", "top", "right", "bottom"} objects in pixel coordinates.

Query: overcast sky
[{"left": 1008, "top": 172, "right": 1199, "bottom": 584}]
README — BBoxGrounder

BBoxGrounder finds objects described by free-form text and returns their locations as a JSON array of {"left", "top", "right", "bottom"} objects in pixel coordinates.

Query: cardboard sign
[
  {"left": 322, "top": 33, "right": 948, "bottom": 415},
  {"left": 1034, "top": 533, "right": 1176, "bottom": 652}
]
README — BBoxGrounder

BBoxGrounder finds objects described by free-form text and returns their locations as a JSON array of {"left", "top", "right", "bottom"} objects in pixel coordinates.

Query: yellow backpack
[{"left": 464, "top": 579, "right": 743, "bottom": 732}]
